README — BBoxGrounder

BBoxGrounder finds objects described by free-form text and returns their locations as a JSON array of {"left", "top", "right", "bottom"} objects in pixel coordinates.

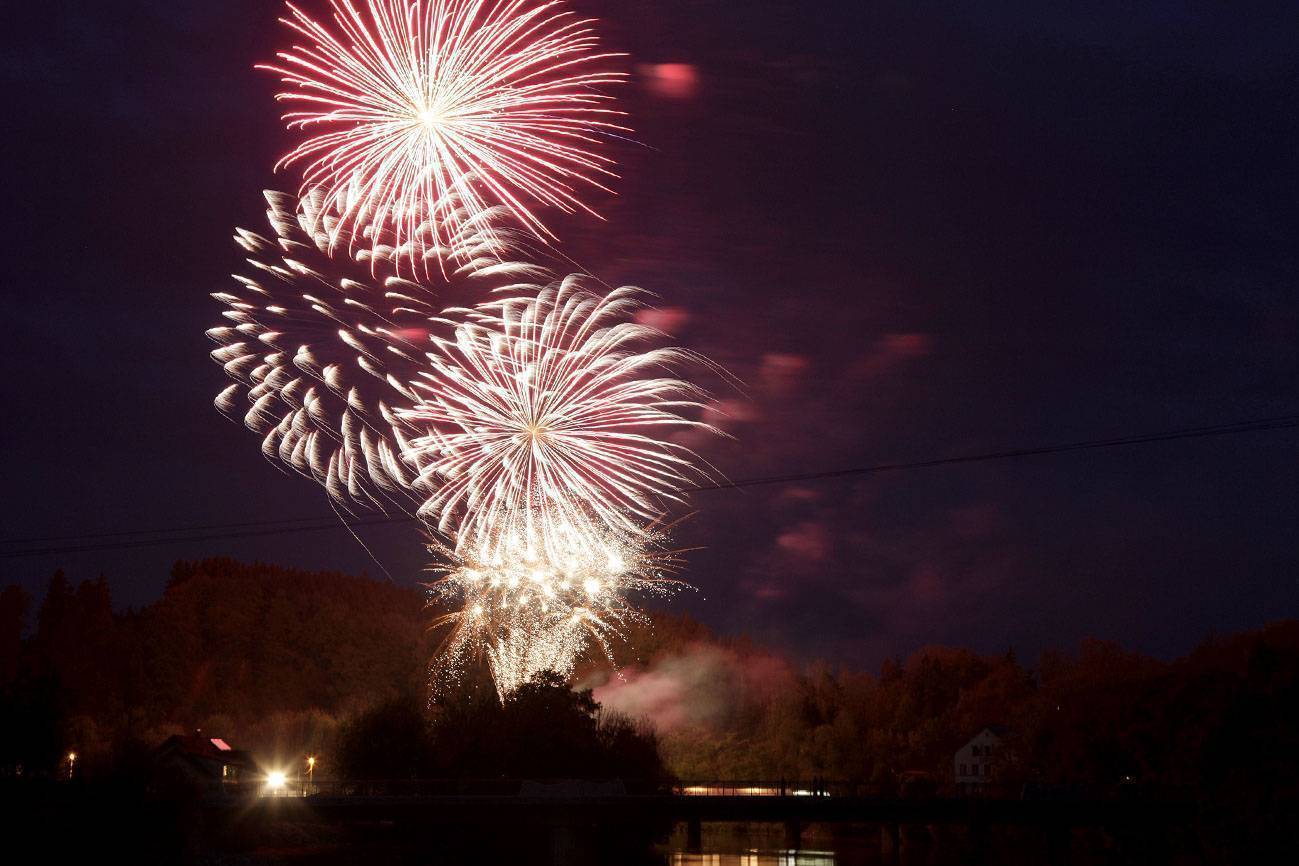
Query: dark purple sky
[{"left": 4, "top": 1, "right": 1299, "bottom": 668}]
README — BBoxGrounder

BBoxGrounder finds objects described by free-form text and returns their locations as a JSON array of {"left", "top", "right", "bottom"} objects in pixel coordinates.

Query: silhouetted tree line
[
  {"left": 334, "top": 672, "right": 667, "bottom": 786},
  {"left": 0, "top": 559, "right": 430, "bottom": 780},
  {"left": 621, "top": 626, "right": 1299, "bottom": 802},
  {"left": 593, "top": 618, "right": 1299, "bottom": 862},
  {"left": 2, "top": 558, "right": 1297, "bottom": 849}
]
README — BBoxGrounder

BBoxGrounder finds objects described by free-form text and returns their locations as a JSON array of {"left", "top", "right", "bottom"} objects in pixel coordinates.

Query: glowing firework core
[
  {"left": 427, "top": 514, "right": 685, "bottom": 698},
  {"left": 398, "top": 279, "right": 714, "bottom": 564}
]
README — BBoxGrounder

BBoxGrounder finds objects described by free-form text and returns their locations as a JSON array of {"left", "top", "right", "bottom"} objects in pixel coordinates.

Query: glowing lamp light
[{"left": 266, "top": 770, "right": 287, "bottom": 790}]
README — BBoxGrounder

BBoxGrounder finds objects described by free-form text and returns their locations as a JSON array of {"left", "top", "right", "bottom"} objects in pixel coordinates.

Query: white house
[{"left": 954, "top": 726, "right": 1006, "bottom": 792}]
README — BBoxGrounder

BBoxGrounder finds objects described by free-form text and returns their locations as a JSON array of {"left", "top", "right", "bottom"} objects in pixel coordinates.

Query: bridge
[{"left": 230, "top": 779, "right": 1193, "bottom": 864}]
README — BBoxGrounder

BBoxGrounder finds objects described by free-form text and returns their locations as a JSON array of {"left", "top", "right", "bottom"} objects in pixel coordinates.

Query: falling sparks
[
  {"left": 426, "top": 516, "right": 687, "bottom": 698},
  {"left": 261, "top": 0, "right": 627, "bottom": 270},
  {"left": 400, "top": 280, "right": 715, "bottom": 695}
]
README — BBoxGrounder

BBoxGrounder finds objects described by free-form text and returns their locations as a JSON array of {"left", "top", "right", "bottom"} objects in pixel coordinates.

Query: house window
[
  {"left": 971, "top": 764, "right": 979, "bottom": 777},
  {"left": 960, "top": 763, "right": 967, "bottom": 776},
  {"left": 972, "top": 745, "right": 981, "bottom": 757}
]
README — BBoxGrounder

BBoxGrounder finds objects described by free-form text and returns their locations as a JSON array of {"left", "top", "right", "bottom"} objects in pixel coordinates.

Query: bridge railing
[
  {"left": 298, "top": 778, "right": 538, "bottom": 798},
  {"left": 291, "top": 778, "right": 870, "bottom": 799},
  {"left": 675, "top": 780, "right": 846, "bottom": 797},
  {"left": 252, "top": 777, "right": 1194, "bottom": 804}
]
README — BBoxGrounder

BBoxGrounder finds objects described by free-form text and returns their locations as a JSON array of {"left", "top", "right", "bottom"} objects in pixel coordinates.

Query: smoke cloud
[{"left": 592, "top": 642, "right": 793, "bottom": 732}]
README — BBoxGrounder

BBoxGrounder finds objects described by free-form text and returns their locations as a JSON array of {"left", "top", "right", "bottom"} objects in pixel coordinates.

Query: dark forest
[{"left": 2, "top": 558, "right": 1296, "bottom": 863}]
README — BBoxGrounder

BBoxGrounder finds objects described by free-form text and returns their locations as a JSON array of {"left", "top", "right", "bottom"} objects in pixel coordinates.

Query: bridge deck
[{"left": 244, "top": 793, "right": 1188, "bottom": 828}]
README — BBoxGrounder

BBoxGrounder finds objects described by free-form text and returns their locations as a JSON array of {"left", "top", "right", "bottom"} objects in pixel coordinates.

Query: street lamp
[
  {"left": 306, "top": 756, "right": 316, "bottom": 794},
  {"left": 67, "top": 752, "right": 77, "bottom": 780}
]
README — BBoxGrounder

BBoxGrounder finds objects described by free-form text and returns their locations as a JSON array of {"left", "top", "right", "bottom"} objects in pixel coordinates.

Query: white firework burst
[
  {"left": 262, "top": 0, "right": 627, "bottom": 270},
  {"left": 206, "top": 189, "right": 544, "bottom": 511},
  {"left": 398, "top": 277, "right": 716, "bottom": 559}
]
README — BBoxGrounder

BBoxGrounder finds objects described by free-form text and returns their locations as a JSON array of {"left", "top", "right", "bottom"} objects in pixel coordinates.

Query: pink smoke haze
[
  {"left": 640, "top": 62, "right": 700, "bottom": 99},
  {"left": 702, "top": 398, "right": 759, "bottom": 428},
  {"left": 634, "top": 306, "right": 692, "bottom": 333},
  {"left": 779, "top": 486, "right": 821, "bottom": 503},
  {"left": 593, "top": 644, "right": 793, "bottom": 732},
  {"left": 760, "top": 352, "right": 810, "bottom": 394},
  {"left": 849, "top": 332, "right": 933, "bottom": 380},
  {"left": 776, "top": 520, "right": 832, "bottom": 562}
]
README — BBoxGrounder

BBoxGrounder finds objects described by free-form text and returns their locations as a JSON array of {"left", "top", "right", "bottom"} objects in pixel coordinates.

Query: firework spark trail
[
  {"left": 207, "top": 196, "right": 717, "bottom": 695},
  {"left": 398, "top": 278, "right": 717, "bottom": 564},
  {"left": 425, "top": 515, "right": 688, "bottom": 698},
  {"left": 397, "top": 279, "right": 716, "bottom": 696},
  {"left": 262, "top": 0, "right": 627, "bottom": 271},
  {"left": 206, "top": 189, "right": 542, "bottom": 513},
  {"left": 213, "top": 3, "right": 716, "bottom": 697}
]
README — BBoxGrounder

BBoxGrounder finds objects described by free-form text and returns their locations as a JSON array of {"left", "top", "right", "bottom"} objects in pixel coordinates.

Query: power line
[
  {"left": 0, "top": 517, "right": 406, "bottom": 560},
  {"left": 3, "top": 413, "right": 1296, "bottom": 561},
  {"left": 1, "top": 514, "right": 348, "bottom": 546},
  {"left": 688, "top": 414, "right": 1299, "bottom": 492}
]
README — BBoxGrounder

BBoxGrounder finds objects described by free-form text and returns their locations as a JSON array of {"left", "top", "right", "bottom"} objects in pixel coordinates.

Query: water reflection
[{"left": 669, "top": 852, "right": 837, "bottom": 866}]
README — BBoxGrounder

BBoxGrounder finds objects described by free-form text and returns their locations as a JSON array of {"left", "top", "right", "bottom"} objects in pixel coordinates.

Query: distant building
[
  {"left": 153, "top": 734, "right": 260, "bottom": 798},
  {"left": 954, "top": 726, "right": 1007, "bottom": 793}
]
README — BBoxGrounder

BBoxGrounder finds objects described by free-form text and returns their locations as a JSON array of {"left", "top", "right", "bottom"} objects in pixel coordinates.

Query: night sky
[{"left": 4, "top": 1, "right": 1299, "bottom": 668}]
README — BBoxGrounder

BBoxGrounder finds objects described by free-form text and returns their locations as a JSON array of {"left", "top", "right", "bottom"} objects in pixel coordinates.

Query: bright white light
[{"left": 266, "top": 771, "right": 287, "bottom": 789}]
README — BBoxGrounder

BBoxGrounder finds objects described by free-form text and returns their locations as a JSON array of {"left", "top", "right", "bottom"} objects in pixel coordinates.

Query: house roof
[
  {"left": 156, "top": 734, "right": 257, "bottom": 772},
  {"left": 958, "top": 725, "right": 1010, "bottom": 749}
]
